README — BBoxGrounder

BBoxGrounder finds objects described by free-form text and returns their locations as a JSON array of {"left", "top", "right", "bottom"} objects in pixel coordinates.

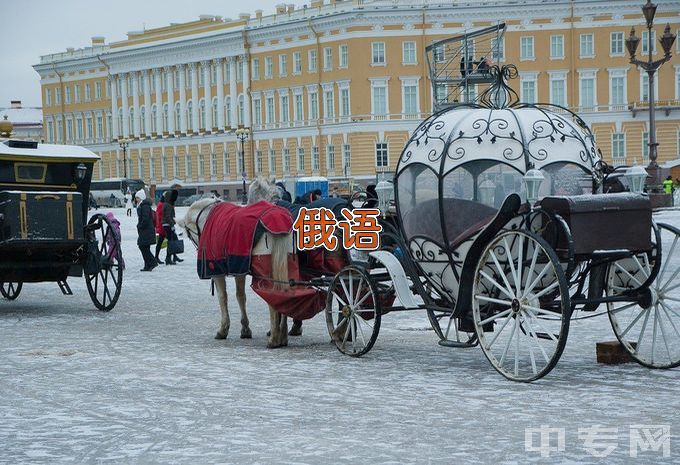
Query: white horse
[{"left": 178, "top": 178, "right": 292, "bottom": 348}]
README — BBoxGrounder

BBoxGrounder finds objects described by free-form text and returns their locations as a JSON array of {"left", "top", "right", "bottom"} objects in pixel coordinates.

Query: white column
[
  {"left": 153, "top": 68, "right": 163, "bottom": 135},
  {"left": 201, "top": 60, "right": 213, "bottom": 132},
  {"left": 109, "top": 75, "right": 119, "bottom": 140},
  {"left": 165, "top": 66, "right": 175, "bottom": 135},
  {"left": 131, "top": 71, "right": 141, "bottom": 138},
  {"left": 178, "top": 64, "right": 187, "bottom": 135},
  {"left": 120, "top": 72, "right": 129, "bottom": 138},
  {"left": 214, "top": 58, "right": 225, "bottom": 131},
  {"left": 143, "top": 70, "right": 152, "bottom": 137},
  {"left": 190, "top": 62, "right": 199, "bottom": 133},
  {"left": 241, "top": 54, "right": 251, "bottom": 127},
  {"left": 229, "top": 57, "right": 238, "bottom": 127}
]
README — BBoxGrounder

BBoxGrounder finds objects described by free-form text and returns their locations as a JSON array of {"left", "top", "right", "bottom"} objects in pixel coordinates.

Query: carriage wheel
[
  {"left": 325, "top": 265, "right": 381, "bottom": 357},
  {"left": 607, "top": 223, "right": 680, "bottom": 369},
  {"left": 472, "top": 229, "right": 571, "bottom": 382},
  {"left": 85, "top": 214, "right": 123, "bottom": 312},
  {"left": 0, "top": 282, "right": 22, "bottom": 300}
]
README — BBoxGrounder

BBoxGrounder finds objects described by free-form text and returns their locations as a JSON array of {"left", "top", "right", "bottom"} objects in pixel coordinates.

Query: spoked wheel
[
  {"left": 325, "top": 265, "right": 381, "bottom": 357},
  {"left": 427, "top": 308, "right": 477, "bottom": 348},
  {"left": 607, "top": 223, "right": 680, "bottom": 368},
  {"left": 472, "top": 229, "right": 571, "bottom": 382},
  {"left": 85, "top": 214, "right": 123, "bottom": 312},
  {"left": 0, "top": 282, "right": 22, "bottom": 300}
]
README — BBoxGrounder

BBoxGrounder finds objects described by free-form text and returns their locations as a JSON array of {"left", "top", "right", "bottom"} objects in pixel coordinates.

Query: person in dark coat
[
  {"left": 162, "top": 189, "right": 183, "bottom": 265},
  {"left": 364, "top": 184, "right": 379, "bottom": 208},
  {"left": 154, "top": 191, "right": 168, "bottom": 265},
  {"left": 135, "top": 189, "right": 157, "bottom": 271},
  {"left": 275, "top": 182, "right": 292, "bottom": 202}
]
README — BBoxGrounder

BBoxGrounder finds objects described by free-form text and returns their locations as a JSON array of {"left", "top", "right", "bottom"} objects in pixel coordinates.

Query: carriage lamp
[
  {"left": 74, "top": 163, "right": 88, "bottom": 184},
  {"left": 478, "top": 178, "right": 496, "bottom": 207},
  {"left": 624, "top": 165, "right": 649, "bottom": 194},
  {"left": 375, "top": 179, "right": 394, "bottom": 217},
  {"left": 523, "top": 168, "right": 545, "bottom": 206}
]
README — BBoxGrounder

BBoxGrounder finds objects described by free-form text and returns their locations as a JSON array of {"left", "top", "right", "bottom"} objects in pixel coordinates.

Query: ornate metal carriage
[
  {"left": 0, "top": 138, "right": 123, "bottom": 311},
  {"left": 320, "top": 66, "right": 680, "bottom": 381}
]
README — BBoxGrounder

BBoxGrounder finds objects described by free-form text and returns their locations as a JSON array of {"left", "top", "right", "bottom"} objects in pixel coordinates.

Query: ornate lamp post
[
  {"left": 625, "top": 0, "right": 676, "bottom": 175},
  {"left": 235, "top": 125, "right": 250, "bottom": 205},
  {"left": 118, "top": 138, "right": 129, "bottom": 179}
]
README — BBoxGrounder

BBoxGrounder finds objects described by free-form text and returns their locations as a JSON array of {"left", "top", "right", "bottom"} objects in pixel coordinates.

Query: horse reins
[{"left": 184, "top": 200, "right": 220, "bottom": 249}]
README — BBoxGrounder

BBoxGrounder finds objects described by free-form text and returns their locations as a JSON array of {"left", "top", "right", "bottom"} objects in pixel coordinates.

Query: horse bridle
[{"left": 184, "top": 199, "right": 220, "bottom": 249}]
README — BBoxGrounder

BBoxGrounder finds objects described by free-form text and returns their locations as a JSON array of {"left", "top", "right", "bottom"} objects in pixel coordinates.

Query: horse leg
[
  {"left": 288, "top": 319, "right": 303, "bottom": 336},
  {"left": 213, "top": 276, "right": 230, "bottom": 339},
  {"left": 235, "top": 275, "right": 251, "bottom": 339},
  {"left": 267, "top": 306, "right": 281, "bottom": 348},
  {"left": 280, "top": 314, "right": 288, "bottom": 347}
]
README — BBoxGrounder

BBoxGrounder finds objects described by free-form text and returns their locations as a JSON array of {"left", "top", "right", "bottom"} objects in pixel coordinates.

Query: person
[
  {"left": 460, "top": 56, "right": 467, "bottom": 78},
  {"left": 275, "top": 182, "right": 292, "bottom": 202},
  {"left": 477, "top": 56, "right": 490, "bottom": 75},
  {"left": 88, "top": 193, "right": 98, "bottom": 210},
  {"left": 663, "top": 175, "right": 674, "bottom": 195},
  {"left": 364, "top": 184, "right": 379, "bottom": 208},
  {"left": 330, "top": 187, "right": 339, "bottom": 198},
  {"left": 135, "top": 189, "right": 157, "bottom": 272},
  {"left": 154, "top": 191, "right": 168, "bottom": 265},
  {"left": 162, "top": 189, "right": 183, "bottom": 265},
  {"left": 125, "top": 189, "right": 133, "bottom": 217}
]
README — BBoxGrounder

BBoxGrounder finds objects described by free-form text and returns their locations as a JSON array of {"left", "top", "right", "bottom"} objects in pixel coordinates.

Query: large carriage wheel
[
  {"left": 607, "top": 223, "right": 680, "bottom": 369},
  {"left": 85, "top": 214, "right": 123, "bottom": 312},
  {"left": 325, "top": 265, "right": 381, "bottom": 357},
  {"left": 427, "top": 307, "right": 477, "bottom": 348},
  {"left": 0, "top": 282, "right": 22, "bottom": 300},
  {"left": 472, "top": 229, "right": 571, "bottom": 382}
]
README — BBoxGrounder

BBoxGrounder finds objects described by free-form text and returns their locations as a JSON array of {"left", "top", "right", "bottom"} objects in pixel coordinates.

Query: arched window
[
  {"left": 238, "top": 95, "right": 245, "bottom": 125},
  {"left": 212, "top": 98, "right": 218, "bottom": 129},
  {"left": 199, "top": 99, "right": 206, "bottom": 130},
  {"left": 187, "top": 101, "right": 193, "bottom": 131},
  {"left": 175, "top": 102, "right": 181, "bottom": 131},
  {"left": 151, "top": 104, "right": 157, "bottom": 134},
  {"left": 163, "top": 103, "right": 169, "bottom": 132},
  {"left": 225, "top": 97, "right": 231, "bottom": 128},
  {"left": 140, "top": 106, "right": 146, "bottom": 135}
]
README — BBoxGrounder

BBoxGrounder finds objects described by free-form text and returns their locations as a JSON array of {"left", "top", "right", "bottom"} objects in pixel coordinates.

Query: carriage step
[{"left": 57, "top": 280, "right": 73, "bottom": 295}]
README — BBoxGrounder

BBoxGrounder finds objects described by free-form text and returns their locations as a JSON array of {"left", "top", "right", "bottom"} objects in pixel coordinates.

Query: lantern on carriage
[{"left": 624, "top": 165, "right": 649, "bottom": 194}]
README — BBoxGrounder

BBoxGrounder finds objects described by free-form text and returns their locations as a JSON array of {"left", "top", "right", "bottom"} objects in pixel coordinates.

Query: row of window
[
  {"left": 44, "top": 81, "right": 108, "bottom": 106},
  {"left": 611, "top": 131, "right": 665, "bottom": 160}
]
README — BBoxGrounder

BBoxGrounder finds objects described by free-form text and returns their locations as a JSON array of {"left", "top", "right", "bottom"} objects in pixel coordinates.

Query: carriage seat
[{"left": 402, "top": 197, "right": 497, "bottom": 250}]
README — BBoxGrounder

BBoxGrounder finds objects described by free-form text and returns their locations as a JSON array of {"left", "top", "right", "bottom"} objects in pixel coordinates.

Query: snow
[
  {"left": 0, "top": 140, "right": 99, "bottom": 160},
  {"left": 1, "top": 207, "right": 679, "bottom": 464}
]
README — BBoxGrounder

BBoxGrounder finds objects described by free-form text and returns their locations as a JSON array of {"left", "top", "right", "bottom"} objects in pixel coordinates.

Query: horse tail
[{"left": 270, "top": 234, "right": 290, "bottom": 291}]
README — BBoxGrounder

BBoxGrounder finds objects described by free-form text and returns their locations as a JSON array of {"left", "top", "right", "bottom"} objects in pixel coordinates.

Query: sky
[{"left": 0, "top": 0, "right": 284, "bottom": 108}]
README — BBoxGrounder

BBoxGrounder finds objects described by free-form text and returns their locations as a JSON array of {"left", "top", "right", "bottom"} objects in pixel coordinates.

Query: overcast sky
[{"left": 1, "top": 0, "right": 284, "bottom": 108}]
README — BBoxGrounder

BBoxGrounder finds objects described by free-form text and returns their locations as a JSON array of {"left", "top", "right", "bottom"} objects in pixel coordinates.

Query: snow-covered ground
[{"left": 1, "top": 207, "right": 679, "bottom": 464}]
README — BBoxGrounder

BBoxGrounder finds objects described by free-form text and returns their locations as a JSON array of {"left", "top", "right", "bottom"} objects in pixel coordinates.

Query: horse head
[{"left": 247, "top": 177, "right": 281, "bottom": 205}]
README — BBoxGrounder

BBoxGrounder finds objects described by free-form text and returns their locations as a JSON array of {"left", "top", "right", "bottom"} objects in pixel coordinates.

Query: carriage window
[
  {"left": 15, "top": 163, "right": 47, "bottom": 183},
  {"left": 539, "top": 162, "right": 593, "bottom": 197},
  {"left": 397, "top": 165, "right": 444, "bottom": 244}
]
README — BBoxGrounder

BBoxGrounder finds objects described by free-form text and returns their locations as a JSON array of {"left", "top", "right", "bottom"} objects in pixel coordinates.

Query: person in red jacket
[{"left": 154, "top": 191, "right": 168, "bottom": 265}]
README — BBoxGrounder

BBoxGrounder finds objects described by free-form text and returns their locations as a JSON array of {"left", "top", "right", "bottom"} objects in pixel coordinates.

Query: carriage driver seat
[{"left": 451, "top": 193, "right": 523, "bottom": 328}]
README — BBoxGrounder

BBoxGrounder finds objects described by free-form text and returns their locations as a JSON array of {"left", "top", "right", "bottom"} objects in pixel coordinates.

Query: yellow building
[{"left": 34, "top": 0, "right": 680, "bottom": 200}]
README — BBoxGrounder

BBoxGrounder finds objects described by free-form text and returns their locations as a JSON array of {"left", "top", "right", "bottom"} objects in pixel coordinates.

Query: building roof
[
  {"left": 0, "top": 140, "right": 99, "bottom": 162},
  {"left": 0, "top": 107, "right": 43, "bottom": 126}
]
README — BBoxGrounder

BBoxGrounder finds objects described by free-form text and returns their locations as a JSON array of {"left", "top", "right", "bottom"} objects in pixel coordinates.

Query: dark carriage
[
  {"left": 0, "top": 139, "right": 123, "bottom": 311},
  {"left": 316, "top": 66, "right": 680, "bottom": 381}
]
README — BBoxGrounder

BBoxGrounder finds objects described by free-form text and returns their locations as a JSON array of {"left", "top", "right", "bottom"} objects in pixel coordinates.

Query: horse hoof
[
  {"left": 266, "top": 330, "right": 271, "bottom": 337},
  {"left": 215, "top": 331, "right": 227, "bottom": 340},
  {"left": 241, "top": 328, "right": 252, "bottom": 339},
  {"left": 288, "top": 326, "right": 302, "bottom": 337},
  {"left": 267, "top": 341, "right": 280, "bottom": 349}
]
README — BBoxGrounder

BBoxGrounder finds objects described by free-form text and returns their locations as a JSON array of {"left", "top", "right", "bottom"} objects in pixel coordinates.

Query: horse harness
[{"left": 185, "top": 199, "right": 221, "bottom": 249}]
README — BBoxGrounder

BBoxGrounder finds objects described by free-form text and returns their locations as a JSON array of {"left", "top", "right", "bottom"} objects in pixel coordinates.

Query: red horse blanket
[{"left": 197, "top": 201, "right": 292, "bottom": 278}]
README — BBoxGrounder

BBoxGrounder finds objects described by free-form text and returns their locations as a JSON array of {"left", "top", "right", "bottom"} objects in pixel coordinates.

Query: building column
[
  {"left": 165, "top": 66, "right": 175, "bottom": 135},
  {"left": 131, "top": 71, "right": 141, "bottom": 138},
  {"left": 178, "top": 64, "right": 187, "bottom": 135},
  {"left": 229, "top": 57, "right": 238, "bottom": 127},
  {"left": 109, "top": 75, "right": 119, "bottom": 141},
  {"left": 153, "top": 68, "right": 163, "bottom": 136},
  {"left": 143, "top": 70, "right": 152, "bottom": 138},
  {"left": 241, "top": 54, "right": 251, "bottom": 127},
  {"left": 120, "top": 73, "right": 129, "bottom": 138},
  {"left": 201, "top": 60, "right": 213, "bottom": 132},
  {"left": 190, "top": 62, "right": 199, "bottom": 134},
  {"left": 214, "top": 58, "right": 225, "bottom": 131}
]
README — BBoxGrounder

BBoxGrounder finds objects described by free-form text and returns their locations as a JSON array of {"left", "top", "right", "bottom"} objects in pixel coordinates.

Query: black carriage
[
  {"left": 0, "top": 139, "right": 123, "bottom": 311},
  {"left": 318, "top": 66, "right": 680, "bottom": 381}
]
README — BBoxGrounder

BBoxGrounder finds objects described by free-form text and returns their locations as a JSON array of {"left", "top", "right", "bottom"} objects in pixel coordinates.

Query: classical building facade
[
  {"left": 34, "top": 0, "right": 680, "bottom": 199},
  {"left": 0, "top": 101, "right": 43, "bottom": 141}
]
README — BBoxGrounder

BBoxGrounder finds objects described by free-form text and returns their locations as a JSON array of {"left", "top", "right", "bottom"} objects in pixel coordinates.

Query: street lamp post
[
  {"left": 625, "top": 1, "right": 676, "bottom": 178},
  {"left": 235, "top": 126, "right": 250, "bottom": 205},
  {"left": 119, "top": 138, "right": 129, "bottom": 179}
]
